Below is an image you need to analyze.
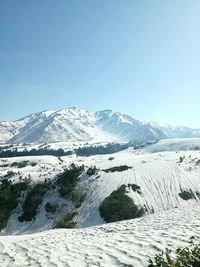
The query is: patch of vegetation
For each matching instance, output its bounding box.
[179,189,196,200]
[127,183,142,194]
[0,148,72,158]
[196,191,200,199]
[57,164,84,198]
[11,160,29,168]
[55,212,77,229]
[0,163,9,167]
[148,237,200,267]
[99,185,144,223]
[86,166,98,176]
[74,143,132,156]
[103,165,132,173]
[0,179,29,230]
[18,182,49,222]
[4,170,17,178]
[0,144,14,151]
[179,156,185,163]
[71,184,86,208]
[192,145,200,151]
[45,202,57,213]
[196,159,200,165]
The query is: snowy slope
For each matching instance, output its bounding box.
[1,148,200,233]
[8,108,116,144]
[0,204,200,267]
[74,150,200,227]
[1,107,200,144]
[96,110,168,142]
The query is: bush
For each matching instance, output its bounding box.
[103,165,132,173]
[11,160,29,168]
[0,179,29,230]
[127,183,142,194]
[45,202,57,213]
[148,237,200,267]
[86,166,98,176]
[4,171,16,178]
[30,162,37,167]
[57,164,84,198]
[55,220,76,229]
[99,185,144,223]
[71,184,86,208]
[179,156,185,163]
[196,191,200,199]
[55,212,77,229]
[18,182,49,222]
[179,189,195,200]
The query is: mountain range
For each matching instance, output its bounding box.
[0,107,200,144]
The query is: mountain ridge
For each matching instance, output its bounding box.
[0,107,200,144]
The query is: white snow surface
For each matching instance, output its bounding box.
[142,138,200,153]
[0,205,200,267]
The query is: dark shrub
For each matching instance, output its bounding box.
[127,184,142,194]
[0,179,29,230]
[11,160,29,168]
[4,171,16,178]
[99,185,144,223]
[55,220,76,229]
[71,184,86,208]
[18,182,49,222]
[86,166,98,176]
[179,189,195,200]
[103,165,132,173]
[45,202,57,213]
[55,212,77,229]
[57,164,84,198]
[179,156,185,163]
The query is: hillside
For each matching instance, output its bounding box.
[0,143,200,234]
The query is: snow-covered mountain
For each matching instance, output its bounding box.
[0,107,200,144]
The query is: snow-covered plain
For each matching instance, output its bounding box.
[142,138,200,153]
[0,205,200,267]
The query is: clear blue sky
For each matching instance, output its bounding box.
[0,0,200,128]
